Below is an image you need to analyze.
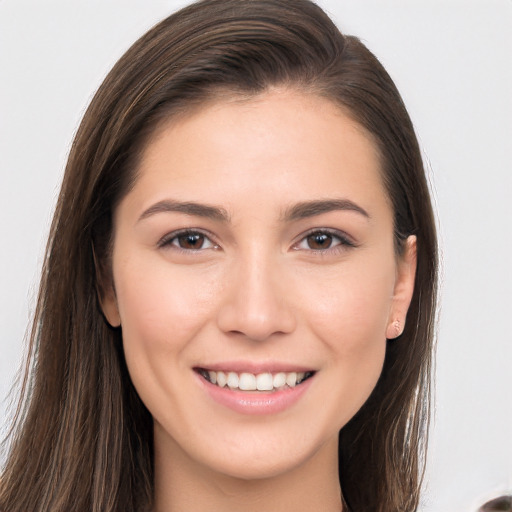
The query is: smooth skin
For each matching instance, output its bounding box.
[102,88,417,512]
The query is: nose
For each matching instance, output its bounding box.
[216,254,297,342]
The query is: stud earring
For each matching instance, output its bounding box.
[388,319,403,339]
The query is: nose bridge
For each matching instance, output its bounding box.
[217,244,296,341]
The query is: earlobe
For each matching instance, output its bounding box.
[386,235,417,340]
[99,288,121,328]
[387,318,403,339]
[92,243,121,328]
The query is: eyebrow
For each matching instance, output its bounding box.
[138,197,369,224]
[281,198,370,222]
[138,199,230,223]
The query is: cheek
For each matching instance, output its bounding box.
[300,266,393,426]
[111,253,227,426]
[113,254,223,358]
[302,258,394,371]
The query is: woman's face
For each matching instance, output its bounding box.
[103,88,416,481]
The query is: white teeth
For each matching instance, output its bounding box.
[272,372,286,389]
[286,372,297,387]
[227,372,239,389]
[239,373,257,391]
[202,369,311,391]
[216,371,227,387]
[256,373,273,391]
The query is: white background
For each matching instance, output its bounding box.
[1,1,511,511]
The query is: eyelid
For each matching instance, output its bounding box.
[156,227,356,253]
[157,228,220,251]
[292,228,357,252]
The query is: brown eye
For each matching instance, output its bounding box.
[294,229,355,253]
[176,233,206,249]
[306,232,334,250]
[161,231,216,251]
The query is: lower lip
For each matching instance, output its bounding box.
[196,373,314,415]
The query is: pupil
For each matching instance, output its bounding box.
[308,233,332,250]
[180,233,204,249]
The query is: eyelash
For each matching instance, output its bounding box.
[157,228,356,254]
[292,228,356,255]
[157,229,219,253]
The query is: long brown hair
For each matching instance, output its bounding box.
[0,1,438,511]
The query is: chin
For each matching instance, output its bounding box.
[203,446,320,482]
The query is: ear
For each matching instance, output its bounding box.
[99,285,121,328]
[386,235,417,339]
[92,243,121,328]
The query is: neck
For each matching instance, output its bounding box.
[153,433,343,512]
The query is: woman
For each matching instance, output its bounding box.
[0,0,438,511]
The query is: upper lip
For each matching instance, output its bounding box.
[194,361,315,374]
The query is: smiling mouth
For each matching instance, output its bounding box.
[195,369,315,392]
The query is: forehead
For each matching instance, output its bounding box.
[122,88,390,222]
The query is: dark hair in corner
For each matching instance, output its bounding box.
[0,1,438,511]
